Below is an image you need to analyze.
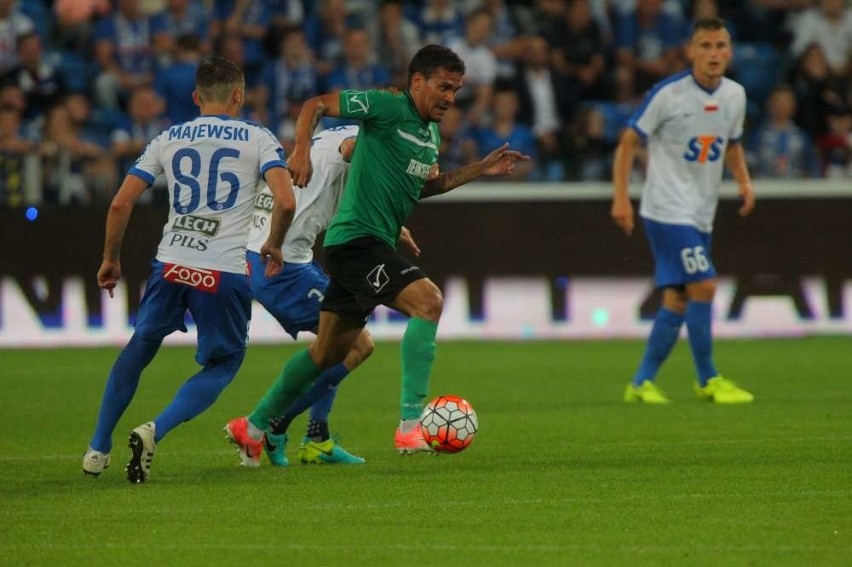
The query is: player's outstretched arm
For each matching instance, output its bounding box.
[261,166,297,277]
[724,142,755,217]
[98,174,149,298]
[611,128,640,236]
[289,93,341,188]
[420,143,530,199]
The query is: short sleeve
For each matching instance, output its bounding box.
[629,87,668,141]
[257,127,286,176]
[128,132,165,184]
[337,89,401,123]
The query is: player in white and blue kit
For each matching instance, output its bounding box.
[233,126,371,466]
[83,56,296,482]
[227,125,423,466]
[612,18,756,404]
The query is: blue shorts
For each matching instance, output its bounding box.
[134,260,252,365]
[642,218,716,287]
[247,251,328,339]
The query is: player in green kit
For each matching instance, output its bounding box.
[225,44,528,457]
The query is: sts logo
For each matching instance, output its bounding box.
[684,135,724,163]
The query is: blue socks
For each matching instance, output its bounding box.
[633,308,684,386]
[268,363,349,436]
[153,351,244,441]
[90,336,247,450]
[308,364,347,422]
[633,302,719,387]
[685,301,718,386]
[89,334,161,453]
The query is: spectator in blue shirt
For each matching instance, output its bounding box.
[151,0,212,65]
[748,84,819,179]
[437,105,478,173]
[153,33,201,125]
[215,33,265,123]
[259,27,319,139]
[410,0,464,46]
[110,86,169,203]
[475,85,537,181]
[614,0,684,95]
[371,0,421,88]
[93,0,154,109]
[303,0,349,80]
[325,28,390,92]
[211,0,268,83]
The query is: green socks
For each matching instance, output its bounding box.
[249,349,321,430]
[400,317,438,420]
[248,318,438,429]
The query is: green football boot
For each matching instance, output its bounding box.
[298,436,366,465]
[695,376,754,404]
[624,380,671,404]
[263,432,289,467]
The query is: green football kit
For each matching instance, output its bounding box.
[324,89,440,249]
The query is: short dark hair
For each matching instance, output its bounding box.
[692,17,726,35]
[195,55,244,103]
[407,44,465,85]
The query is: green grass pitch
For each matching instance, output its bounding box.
[1,338,850,566]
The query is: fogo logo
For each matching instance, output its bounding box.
[172,214,221,237]
[163,263,221,293]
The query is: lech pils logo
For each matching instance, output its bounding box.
[346,92,369,115]
[253,192,273,212]
[366,263,389,293]
[172,214,221,237]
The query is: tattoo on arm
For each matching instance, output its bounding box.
[421,162,485,199]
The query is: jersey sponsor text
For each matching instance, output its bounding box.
[163,263,221,293]
[172,214,221,237]
[684,135,725,163]
[406,159,433,180]
[253,192,274,212]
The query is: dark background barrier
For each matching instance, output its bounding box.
[2,195,851,327]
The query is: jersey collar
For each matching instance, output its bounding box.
[690,72,722,95]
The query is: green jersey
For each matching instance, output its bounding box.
[323,89,440,249]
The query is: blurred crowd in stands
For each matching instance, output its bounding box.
[3,0,852,206]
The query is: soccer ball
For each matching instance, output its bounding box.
[419,395,478,453]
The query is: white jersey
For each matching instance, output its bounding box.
[130,115,286,273]
[248,125,358,263]
[630,70,746,232]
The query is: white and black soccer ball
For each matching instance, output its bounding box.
[419,394,478,453]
